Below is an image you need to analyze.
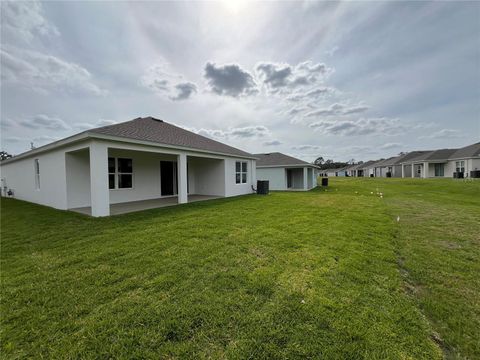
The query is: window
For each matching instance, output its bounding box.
[235,161,247,184]
[108,157,133,189]
[34,159,40,189]
[434,163,444,177]
[455,161,465,173]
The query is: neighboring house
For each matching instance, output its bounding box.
[360,160,383,177]
[322,168,338,177]
[335,167,348,177]
[254,152,319,191]
[373,156,405,177]
[400,143,480,178]
[0,117,257,216]
[355,160,376,177]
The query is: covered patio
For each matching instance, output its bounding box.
[71,195,219,216]
[65,142,227,216]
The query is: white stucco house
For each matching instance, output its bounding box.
[0,117,257,216]
[254,152,319,191]
[400,143,480,178]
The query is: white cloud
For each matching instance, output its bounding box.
[419,129,462,139]
[74,119,117,130]
[1,1,59,44]
[291,144,323,151]
[141,63,197,101]
[19,114,70,131]
[1,118,15,129]
[309,117,403,136]
[379,142,402,150]
[1,47,105,95]
[263,140,282,146]
[191,125,270,139]
[305,103,369,117]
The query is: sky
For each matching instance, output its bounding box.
[1,1,479,162]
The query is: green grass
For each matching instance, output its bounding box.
[1,178,478,359]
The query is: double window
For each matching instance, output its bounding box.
[455,161,465,173]
[108,157,133,189]
[34,159,40,189]
[235,161,247,184]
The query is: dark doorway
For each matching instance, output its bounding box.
[160,161,178,196]
[286,169,292,188]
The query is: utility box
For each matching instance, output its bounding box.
[321,178,328,187]
[257,180,269,195]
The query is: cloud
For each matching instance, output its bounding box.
[19,114,70,131]
[309,117,403,136]
[379,142,402,150]
[170,82,197,101]
[325,46,339,57]
[1,47,105,95]
[33,135,59,144]
[286,87,335,102]
[419,129,462,139]
[291,144,322,151]
[74,119,117,130]
[263,140,282,146]
[141,63,197,101]
[4,136,23,143]
[255,61,332,93]
[1,1,59,44]
[193,125,269,139]
[305,103,369,117]
[1,118,15,129]
[204,62,257,97]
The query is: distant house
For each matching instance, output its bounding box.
[0,117,257,216]
[400,143,480,178]
[254,152,319,190]
[335,167,348,177]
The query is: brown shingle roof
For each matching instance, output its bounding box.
[90,117,253,158]
[253,152,313,167]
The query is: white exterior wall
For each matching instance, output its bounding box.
[188,157,225,196]
[66,149,91,208]
[0,141,90,210]
[256,167,286,190]
[224,158,256,197]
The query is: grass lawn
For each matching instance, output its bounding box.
[1,178,478,359]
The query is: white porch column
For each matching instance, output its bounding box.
[423,162,428,178]
[177,153,188,204]
[89,142,110,217]
[303,167,308,190]
[401,164,405,178]
[411,164,415,178]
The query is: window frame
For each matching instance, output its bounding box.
[108,157,134,190]
[235,161,248,184]
[34,159,40,190]
[455,161,465,173]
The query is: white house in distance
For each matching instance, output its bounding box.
[254,152,319,191]
[0,117,257,216]
[400,143,480,178]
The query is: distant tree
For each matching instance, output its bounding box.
[348,158,355,164]
[314,156,325,166]
[0,151,13,161]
